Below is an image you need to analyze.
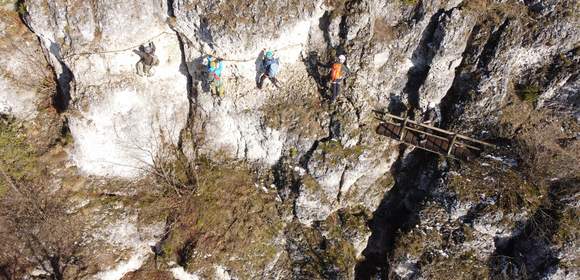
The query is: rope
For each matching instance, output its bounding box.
[61,30,305,63]
[63,31,174,59]
[211,43,305,62]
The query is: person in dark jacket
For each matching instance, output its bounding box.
[419,102,440,144]
[422,102,439,126]
[135,42,159,77]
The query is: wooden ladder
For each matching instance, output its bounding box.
[373,111,496,161]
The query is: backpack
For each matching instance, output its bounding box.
[208,60,222,79]
[267,59,280,77]
[331,63,343,81]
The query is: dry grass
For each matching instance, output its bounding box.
[157,161,284,278]
[261,93,327,138]
[460,0,533,25]
[400,0,418,6]
[285,218,359,279]
[419,250,489,280]
[448,157,545,215]
[514,113,579,181]
[372,17,396,43]
[0,118,88,280]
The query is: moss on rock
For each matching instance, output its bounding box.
[0,118,41,194]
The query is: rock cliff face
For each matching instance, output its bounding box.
[0,0,578,279]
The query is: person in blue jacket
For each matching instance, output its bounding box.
[257,50,281,89]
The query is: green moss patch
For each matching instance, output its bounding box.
[0,119,41,194]
[313,141,368,166]
[516,84,541,103]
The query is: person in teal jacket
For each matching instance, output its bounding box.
[207,55,224,98]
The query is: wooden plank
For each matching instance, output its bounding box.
[400,118,408,141]
[375,111,454,136]
[448,134,457,156]
[456,134,496,148]
[404,126,451,142]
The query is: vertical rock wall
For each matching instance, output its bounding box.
[1,0,577,278]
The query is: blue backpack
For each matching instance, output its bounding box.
[266,58,280,77]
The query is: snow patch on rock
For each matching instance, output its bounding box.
[0,78,38,120]
[68,32,188,178]
[170,265,201,280]
[214,265,235,280]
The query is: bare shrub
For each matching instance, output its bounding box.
[149,144,197,196]
[0,118,86,279]
[0,170,88,280]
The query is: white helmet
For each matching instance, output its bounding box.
[428,102,436,109]
[338,54,346,63]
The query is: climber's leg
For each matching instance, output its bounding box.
[330,82,340,102]
[143,64,152,77]
[257,74,267,89]
[136,60,144,76]
[270,77,281,89]
[209,80,216,96]
[217,80,225,97]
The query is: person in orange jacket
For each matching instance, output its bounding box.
[328,54,350,102]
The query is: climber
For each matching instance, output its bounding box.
[135,42,159,77]
[419,102,440,144]
[257,50,281,89]
[328,54,350,102]
[207,55,225,99]
[422,102,440,126]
